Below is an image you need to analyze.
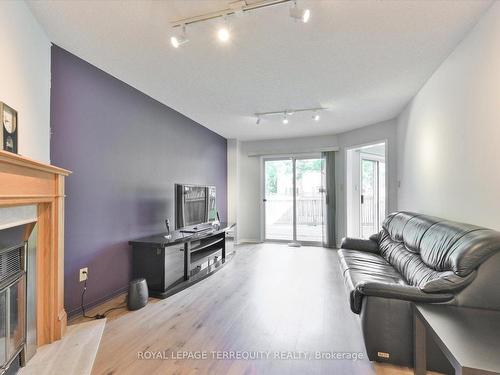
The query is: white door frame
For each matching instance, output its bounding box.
[359,154,385,237]
[260,156,291,243]
[344,140,388,239]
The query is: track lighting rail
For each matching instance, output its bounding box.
[255,107,327,117]
[255,107,328,124]
[170,0,292,28]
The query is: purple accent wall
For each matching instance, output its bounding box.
[50,46,227,316]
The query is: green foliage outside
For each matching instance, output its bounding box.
[266,162,278,194]
[265,159,322,195]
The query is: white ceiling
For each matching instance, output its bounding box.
[27,0,491,141]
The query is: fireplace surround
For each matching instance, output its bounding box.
[0,150,70,373]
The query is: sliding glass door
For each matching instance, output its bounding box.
[295,158,324,243]
[264,159,294,241]
[360,157,386,238]
[264,157,325,245]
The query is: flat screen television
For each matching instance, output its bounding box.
[174,184,216,230]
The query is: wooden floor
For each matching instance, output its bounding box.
[75,242,421,375]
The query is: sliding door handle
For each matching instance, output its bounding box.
[361,195,364,204]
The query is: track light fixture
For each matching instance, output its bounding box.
[282,112,289,124]
[217,28,230,43]
[289,1,310,23]
[218,27,230,42]
[169,0,312,49]
[170,25,189,48]
[254,107,327,125]
[217,15,231,43]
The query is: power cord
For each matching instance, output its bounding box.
[80,271,126,319]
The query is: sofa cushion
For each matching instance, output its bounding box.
[338,248,456,313]
[402,214,441,253]
[382,211,415,243]
[338,249,407,313]
[339,249,405,284]
[382,212,442,253]
[419,221,480,270]
[378,229,476,291]
[419,223,500,276]
[340,237,378,253]
[378,211,500,289]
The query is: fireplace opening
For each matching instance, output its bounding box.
[0,244,26,374]
[0,220,35,375]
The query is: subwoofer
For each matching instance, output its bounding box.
[127,278,148,311]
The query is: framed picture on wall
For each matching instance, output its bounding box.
[0,102,18,154]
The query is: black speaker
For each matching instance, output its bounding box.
[127,278,148,311]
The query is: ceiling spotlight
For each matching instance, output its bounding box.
[302,8,311,23]
[217,16,230,43]
[218,27,230,42]
[290,1,310,23]
[313,113,320,121]
[170,25,189,48]
[282,112,289,124]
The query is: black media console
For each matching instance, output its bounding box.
[129,223,235,298]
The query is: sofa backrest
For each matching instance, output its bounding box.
[379,212,500,288]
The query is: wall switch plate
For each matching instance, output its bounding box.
[79,267,88,282]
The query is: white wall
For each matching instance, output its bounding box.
[232,120,397,244]
[0,1,51,162]
[227,139,240,240]
[243,135,339,156]
[235,141,262,242]
[397,2,500,230]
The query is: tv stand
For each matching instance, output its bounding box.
[179,223,213,234]
[129,223,235,299]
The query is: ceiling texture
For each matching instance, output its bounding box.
[28,0,492,140]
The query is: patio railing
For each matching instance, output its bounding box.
[267,197,323,225]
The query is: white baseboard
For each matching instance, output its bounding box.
[236,239,263,245]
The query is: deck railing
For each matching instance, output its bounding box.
[361,195,375,227]
[267,197,323,225]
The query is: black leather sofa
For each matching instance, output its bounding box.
[339,211,500,370]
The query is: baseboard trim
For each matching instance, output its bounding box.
[236,239,263,244]
[67,285,128,320]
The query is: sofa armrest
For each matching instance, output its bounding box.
[340,237,379,253]
[357,282,454,304]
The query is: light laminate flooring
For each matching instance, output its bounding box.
[74,242,428,375]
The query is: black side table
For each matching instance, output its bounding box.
[414,303,500,375]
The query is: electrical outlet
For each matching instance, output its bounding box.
[79,267,88,282]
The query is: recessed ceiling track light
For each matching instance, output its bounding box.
[218,27,230,42]
[217,16,231,43]
[282,112,289,124]
[254,107,328,125]
[170,25,189,48]
[290,1,310,23]
[169,0,310,49]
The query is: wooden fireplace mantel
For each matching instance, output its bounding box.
[0,150,71,346]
